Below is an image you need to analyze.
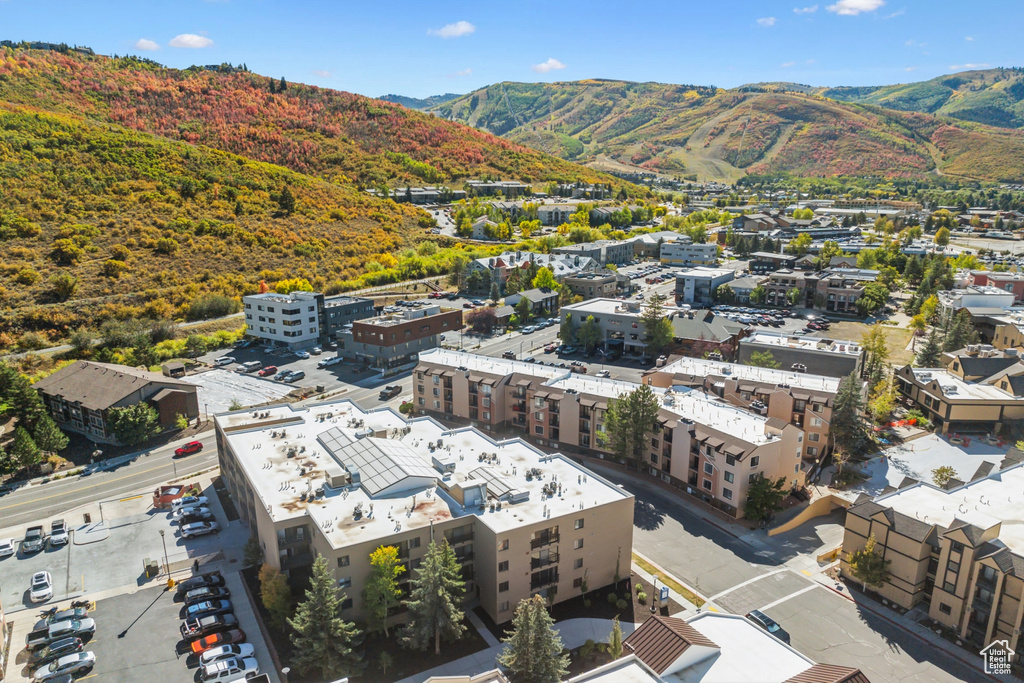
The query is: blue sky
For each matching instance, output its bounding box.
[1,0,1020,98]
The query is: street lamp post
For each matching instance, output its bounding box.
[159,529,170,578]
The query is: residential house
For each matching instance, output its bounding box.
[504,288,559,318]
[466,252,599,292]
[34,361,199,444]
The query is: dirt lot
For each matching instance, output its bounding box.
[810,321,915,366]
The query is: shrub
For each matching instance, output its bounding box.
[155,237,179,255]
[175,413,189,430]
[637,591,647,605]
[607,593,618,604]
[15,268,40,285]
[616,599,627,610]
[110,244,132,261]
[186,294,239,321]
[48,272,78,301]
[19,331,47,350]
[635,584,643,595]
[583,599,592,608]
[579,639,596,658]
[101,259,128,278]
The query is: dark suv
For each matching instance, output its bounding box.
[745,610,790,644]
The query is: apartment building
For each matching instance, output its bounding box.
[969,271,1024,303]
[738,332,864,379]
[537,204,577,226]
[749,252,797,275]
[467,251,599,291]
[215,399,633,626]
[645,357,841,462]
[841,463,1024,664]
[727,275,768,304]
[465,180,531,198]
[504,288,559,318]
[243,291,374,348]
[323,296,376,340]
[763,270,810,308]
[894,357,1024,434]
[810,268,880,314]
[337,305,462,373]
[563,271,621,300]
[553,239,634,266]
[674,267,736,306]
[626,231,689,259]
[659,242,719,267]
[414,350,806,518]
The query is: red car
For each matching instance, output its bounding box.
[258,365,278,377]
[189,628,247,654]
[174,441,204,458]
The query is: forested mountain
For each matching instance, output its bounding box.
[379,92,460,110]
[0,47,632,345]
[427,78,1024,183]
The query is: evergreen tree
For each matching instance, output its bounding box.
[279,76,287,91]
[278,186,296,215]
[32,414,68,454]
[903,255,923,285]
[497,595,570,683]
[640,293,674,355]
[743,474,788,522]
[941,310,979,352]
[365,545,405,636]
[603,384,660,465]
[288,554,362,678]
[402,539,466,655]
[10,427,42,470]
[831,372,864,455]
[916,328,942,367]
[608,616,624,659]
[108,403,159,445]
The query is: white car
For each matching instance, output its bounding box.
[181,521,220,539]
[48,520,69,547]
[30,571,53,603]
[171,496,209,512]
[172,505,212,520]
[295,350,310,359]
[0,538,15,558]
[201,655,259,682]
[200,643,256,666]
[594,370,611,378]
[213,357,236,367]
[33,651,95,681]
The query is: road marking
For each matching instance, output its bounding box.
[119,495,144,502]
[800,570,812,576]
[757,584,818,613]
[707,568,789,601]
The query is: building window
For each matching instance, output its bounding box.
[341,597,353,610]
[338,577,352,589]
[810,417,822,428]
[703,462,713,475]
[726,455,736,466]
[500,601,511,613]
[723,488,732,500]
[535,426,544,435]
[418,398,425,406]
[498,561,509,572]
[499,539,509,551]
[702,479,712,491]
[574,538,583,550]
[574,518,584,530]
[939,603,952,615]
[337,556,350,568]
[574,558,584,570]
[573,577,583,589]
[409,537,421,549]
[499,582,509,593]
[750,456,760,468]
[943,581,956,594]
[724,471,734,483]
[808,432,820,442]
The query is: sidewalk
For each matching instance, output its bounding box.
[394,618,636,683]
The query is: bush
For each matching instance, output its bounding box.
[583,599,592,608]
[15,268,39,285]
[580,639,596,658]
[607,593,618,604]
[635,584,643,595]
[637,591,647,605]
[616,599,627,610]
[155,237,179,255]
[186,294,239,321]
[175,413,189,430]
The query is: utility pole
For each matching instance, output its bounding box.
[159,529,170,579]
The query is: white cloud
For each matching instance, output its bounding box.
[169,33,213,49]
[134,38,159,51]
[884,8,905,18]
[826,0,885,15]
[781,61,797,67]
[905,39,926,48]
[949,63,990,70]
[455,68,473,76]
[965,35,974,41]
[793,5,818,13]
[806,59,816,65]
[531,58,566,74]
[427,21,476,39]
[905,66,918,72]
[311,69,331,78]
[757,16,777,27]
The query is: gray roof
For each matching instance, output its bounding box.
[318,427,436,497]
[33,361,194,411]
[670,311,744,343]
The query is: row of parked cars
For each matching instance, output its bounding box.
[0,519,70,574]
[25,603,97,681]
[175,571,260,681]
[170,495,221,539]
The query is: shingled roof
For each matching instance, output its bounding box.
[622,615,719,675]
[33,360,194,412]
[783,663,871,683]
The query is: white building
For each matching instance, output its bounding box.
[674,268,736,306]
[243,291,322,349]
[660,242,719,267]
[939,286,1016,317]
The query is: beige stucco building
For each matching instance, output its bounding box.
[414,350,807,519]
[215,399,633,626]
[841,462,1024,665]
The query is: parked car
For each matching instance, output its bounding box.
[295,350,310,359]
[26,619,96,651]
[544,343,558,353]
[310,347,322,355]
[201,655,259,682]
[501,351,516,360]
[185,600,233,620]
[177,510,216,526]
[0,538,14,558]
[48,520,68,547]
[189,628,246,654]
[181,521,220,539]
[180,614,238,639]
[34,608,90,630]
[172,505,212,520]
[257,365,278,377]
[27,637,83,668]
[745,609,791,644]
[184,587,231,606]
[176,572,225,594]
[239,361,262,373]
[174,441,204,458]
[31,652,95,681]
[199,643,256,666]
[30,571,53,603]
[22,526,46,554]
[213,357,235,367]
[379,385,402,400]
[285,371,305,383]
[171,496,209,511]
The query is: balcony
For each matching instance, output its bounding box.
[444,391,453,401]
[549,416,560,428]
[276,532,310,550]
[549,403,560,415]
[280,551,314,570]
[444,529,474,545]
[454,550,474,564]
[531,569,559,590]
[531,552,559,570]
[530,533,559,550]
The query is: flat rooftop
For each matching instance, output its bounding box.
[675,267,735,279]
[562,298,684,317]
[658,357,840,394]
[744,332,862,356]
[872,462,1024,555]
[667,613,814,683]
[908,368,1024,402]
[419,349,566,380]
[215,400,630,547]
